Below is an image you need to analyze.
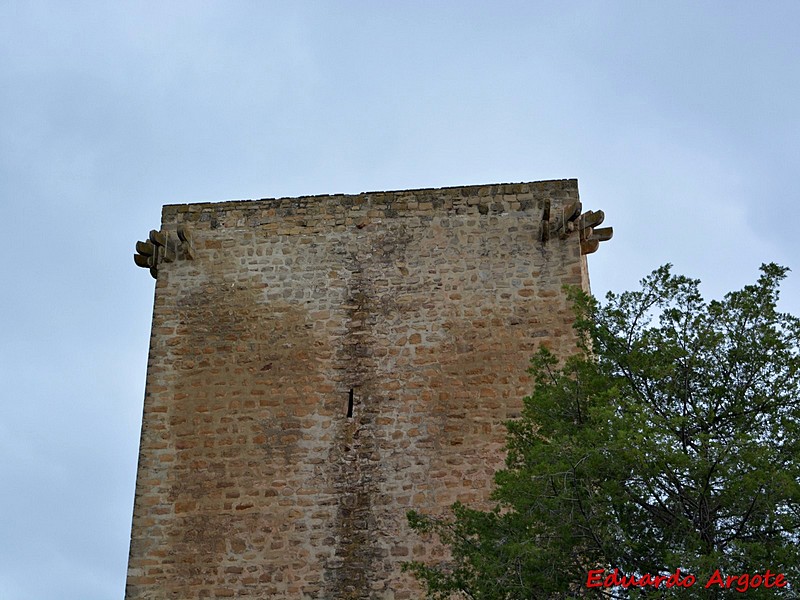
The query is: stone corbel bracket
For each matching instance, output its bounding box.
[133,225,194,279]
[541,199,613,255]
[576,210,613,255]
[176,225,195,260]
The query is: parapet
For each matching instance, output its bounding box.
[133,179,611,278]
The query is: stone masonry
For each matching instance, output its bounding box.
[126,179,611,599]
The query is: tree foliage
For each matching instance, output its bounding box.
[405,264,800,598]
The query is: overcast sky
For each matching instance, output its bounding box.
[1,2,799,598]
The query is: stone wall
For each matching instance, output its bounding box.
[126,179,597,599]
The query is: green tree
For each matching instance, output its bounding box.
[406,264,800,598]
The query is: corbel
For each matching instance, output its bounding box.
[577,210,613,255]
[541,199,551,243]
[177,225,195,260]
[133,226,193,279]
[540,202,614,255]
[554,200,582,239]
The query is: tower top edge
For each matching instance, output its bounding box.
[161,179,579,213]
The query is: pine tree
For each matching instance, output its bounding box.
[406,264,800,598]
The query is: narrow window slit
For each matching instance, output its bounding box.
[347,389,354,418]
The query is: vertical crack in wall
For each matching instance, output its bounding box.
[323,225,409,599]
[324,252,382,599]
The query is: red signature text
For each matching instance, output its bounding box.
[586,568,787,592]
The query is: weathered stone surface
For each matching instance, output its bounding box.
[581,238,601,255]
[136,240,156,256]
[592,226,614,242]
[133,253,150,268]
[149,228,167,247]
[580,209,604,229]
[126,179,595,599]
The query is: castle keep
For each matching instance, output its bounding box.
[126,179,611,599]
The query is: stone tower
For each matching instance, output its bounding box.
[126,179,611,599]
